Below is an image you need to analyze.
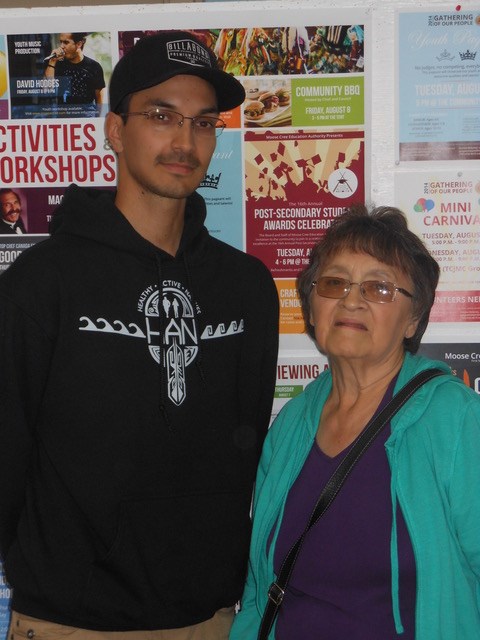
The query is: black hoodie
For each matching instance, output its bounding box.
[0,184,279,631]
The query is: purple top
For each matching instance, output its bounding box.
[273,378,416,639]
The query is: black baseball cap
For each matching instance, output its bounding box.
[109,30,246,113]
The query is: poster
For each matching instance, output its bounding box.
[7,32,111,119]
[0,235,46,273]
[397,9,480,161]
[197,132,244,249]
[396,170,480,321]
[273,351,328,418]
[245,128,364,278]
[0,563,10,640]
[275,279,305,335]
[418,342,480,394]
[0,36,7,120]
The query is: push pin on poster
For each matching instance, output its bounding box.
[456,5,461,10]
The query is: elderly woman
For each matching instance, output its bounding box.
[230,205,480,640]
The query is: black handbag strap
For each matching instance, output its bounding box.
[257,367,444,640]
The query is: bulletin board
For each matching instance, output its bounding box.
[0,1,479,632]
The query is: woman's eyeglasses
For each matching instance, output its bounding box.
[312,276,413,304]
[118,108,226,138]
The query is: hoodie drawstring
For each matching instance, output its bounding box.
[182,253,207,386]
[155,255,172,431]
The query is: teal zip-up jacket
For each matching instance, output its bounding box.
[230,353,480,640]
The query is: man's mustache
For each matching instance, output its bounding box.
[155,153,200,169]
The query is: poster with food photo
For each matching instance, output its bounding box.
[242,78,292,127]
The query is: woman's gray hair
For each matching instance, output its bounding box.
[296,204,440,353]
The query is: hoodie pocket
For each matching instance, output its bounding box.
[80,491,251,627]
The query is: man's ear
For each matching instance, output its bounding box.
[104,112,124,154]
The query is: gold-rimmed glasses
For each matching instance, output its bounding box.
[312,277,413,303]
[118,107,226,138]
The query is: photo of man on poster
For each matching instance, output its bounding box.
[43,32,106,116]
[7,31,111,119]
[0,188,27,235]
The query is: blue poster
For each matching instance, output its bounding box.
[397,10,480,161]
[0,562,10,640]
[198,130,244,250]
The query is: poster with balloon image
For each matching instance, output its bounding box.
[396,170,480,322]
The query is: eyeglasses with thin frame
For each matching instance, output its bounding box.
[312,276,413,304]
[118,107,226,138]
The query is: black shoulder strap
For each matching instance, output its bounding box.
[257,367,445,640]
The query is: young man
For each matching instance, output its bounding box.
[0,31,279,640]
[44,32,105,115]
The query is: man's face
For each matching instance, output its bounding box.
[0,192,22,223]
[59,34,82,61]
[107,74,218,202]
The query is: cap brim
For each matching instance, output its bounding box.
[111,66,245,114]
[185,68,246,112]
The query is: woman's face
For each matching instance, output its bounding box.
[310,250,418,367]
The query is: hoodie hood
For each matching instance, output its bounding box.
[49,184,210,263]
[390,352,452,439]
[385,352,452,634]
